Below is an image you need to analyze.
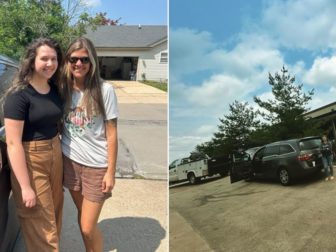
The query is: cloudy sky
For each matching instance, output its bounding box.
[73,0,167,25]
[169,0,336,162]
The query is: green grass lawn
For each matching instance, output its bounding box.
[140,80,167,92]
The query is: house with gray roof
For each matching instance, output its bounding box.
[85,25,167,82]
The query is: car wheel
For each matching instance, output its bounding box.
[219,172,227,177]
[188,173,197,185]
[244,172,254,182]
[278,167,291,186]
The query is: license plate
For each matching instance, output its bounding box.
[312,161,315,167]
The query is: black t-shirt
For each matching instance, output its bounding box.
[4,83,63,141]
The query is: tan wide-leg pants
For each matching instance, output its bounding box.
[10,134,63,252]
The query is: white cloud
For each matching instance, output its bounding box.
[208,33,285,80]
[170,29,286,112]
[303,56,336,85]
[261,0,336,49]
[170,28,215,78]
[169,135,211,162]
[195,125,217,137]
[187,74,253,107]
[308,86,336,110]
[82,0,101,7]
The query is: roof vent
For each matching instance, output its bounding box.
[138,24,142,29]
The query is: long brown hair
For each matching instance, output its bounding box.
[0,38,62,120]
[7,37,62,93]
[61,37,106,118]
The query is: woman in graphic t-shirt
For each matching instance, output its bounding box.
[60,37,118,251]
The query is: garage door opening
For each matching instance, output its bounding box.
[99,57,138,80]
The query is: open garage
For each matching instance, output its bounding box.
[99,56,138,80]
[85,25,167,82]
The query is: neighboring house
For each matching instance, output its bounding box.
[303,101,336,139]
[85,25,167,82]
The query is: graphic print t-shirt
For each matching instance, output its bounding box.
[61,82,118,167]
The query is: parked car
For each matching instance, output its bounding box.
[230,137,323,186]
[244,146,262,159]
[0,55,22,251]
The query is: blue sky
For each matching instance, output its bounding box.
[77,0,167,25]
[169,0,336,162]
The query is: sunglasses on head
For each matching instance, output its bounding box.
[69,57,90,64]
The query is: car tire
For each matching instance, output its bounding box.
[278,167,291,186]
[188,173,197,185]
[219,172,227,177]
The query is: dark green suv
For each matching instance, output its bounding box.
[231,137,323,186]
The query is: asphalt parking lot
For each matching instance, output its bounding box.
[170,171,336,252]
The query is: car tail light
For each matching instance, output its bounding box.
[297,153,313,161]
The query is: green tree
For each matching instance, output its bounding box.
[196,100,260,157]
[195,141,217,157]
[94,12,122,25]
[254,66,315,140]
[0,0,117,59]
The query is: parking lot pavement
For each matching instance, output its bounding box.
[170,173,336,251]
[170,210,213,252]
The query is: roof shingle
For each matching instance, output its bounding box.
[84,25,167,48]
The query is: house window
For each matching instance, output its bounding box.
[160,52,168,63]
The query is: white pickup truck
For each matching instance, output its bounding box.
[169,153,230,185]
[169,157,209,184]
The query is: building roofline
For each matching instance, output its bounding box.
[303,101,336,116]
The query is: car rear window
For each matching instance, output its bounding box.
[299,138,321,150]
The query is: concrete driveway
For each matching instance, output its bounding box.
[112,81,167,180]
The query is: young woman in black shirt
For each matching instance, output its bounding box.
[3,38,64,252]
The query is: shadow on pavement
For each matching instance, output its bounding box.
[169,175,227,189]
[99,217,166,252]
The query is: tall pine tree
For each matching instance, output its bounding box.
[254,66,314,140]
[196,100,260,157]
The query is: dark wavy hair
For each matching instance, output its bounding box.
[60,37,106,118]
[9,37,63,92]
[1,38,63,120]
